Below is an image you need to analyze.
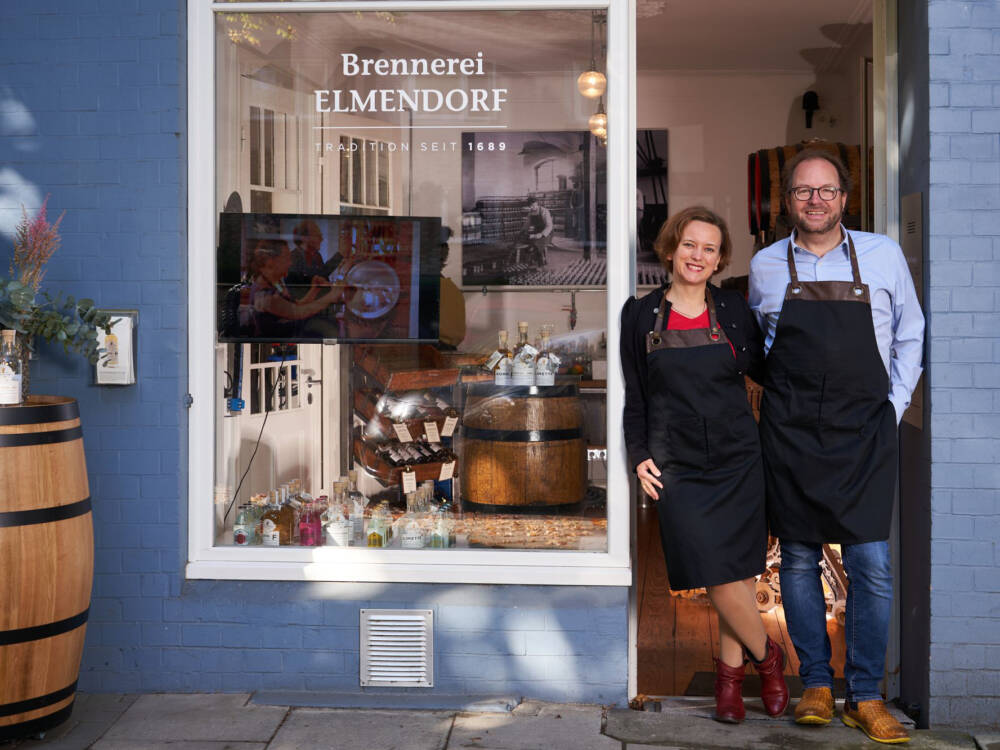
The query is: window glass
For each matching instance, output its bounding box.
[215,9,610,554]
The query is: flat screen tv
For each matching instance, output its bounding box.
[217,213,441,343]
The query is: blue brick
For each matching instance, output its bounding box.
[122,549,161,573]
[96,574,142,598]
[140,573,170,597]
[181,624,223,647]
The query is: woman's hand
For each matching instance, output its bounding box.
[636,458,662,501]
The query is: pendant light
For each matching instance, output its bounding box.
[577,11,606,99]
[588,97,607,140]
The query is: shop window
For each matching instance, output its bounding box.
[195,3,629,582]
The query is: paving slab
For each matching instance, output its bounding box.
[100,694,287,743]
[93,743,266,750]
[449,706,619,750]
[975,733,1000,750]
[266,708,453,750]
[251,691,517,712]
[8,694,138,750]
[605,705,977,750]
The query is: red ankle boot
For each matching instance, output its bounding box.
[749,636,789,717]
[713,657,746,724]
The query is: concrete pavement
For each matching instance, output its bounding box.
[1,693,991,750]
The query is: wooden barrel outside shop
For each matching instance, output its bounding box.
[748,141,863,237]
[0,396,93,741]
[461,384,586,507]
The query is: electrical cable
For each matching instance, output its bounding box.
[223,350,287,522]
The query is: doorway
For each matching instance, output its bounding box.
[631,0,882,699]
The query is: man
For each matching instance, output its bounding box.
[749,149,923,744]
[287,219,344,291]
[523,198,553,266]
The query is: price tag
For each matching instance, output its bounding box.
[392,422,413,443]
[424,420,441,443]
[402,469,417,494]
[438,461,455,481]
[441,415,458,438]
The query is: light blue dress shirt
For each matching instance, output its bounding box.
[748,227,925,424]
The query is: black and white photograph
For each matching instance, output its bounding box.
[461,130,606,288]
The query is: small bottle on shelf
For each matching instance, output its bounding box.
[347,470,367,546]
[0,329,23,406]
[233,504,254,546]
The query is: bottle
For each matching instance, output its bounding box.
[260,500,284,546]
[0,330,23,406]
[494,330,513,386]
[511,321,538,386]
[486,330,512,385]
[347,470,367,546]
[299,501,323,546]
[534,324,559,387]
[399,491,425,549]
[233,504,254,546]
[323,481,351,546]
[366,503,388,548]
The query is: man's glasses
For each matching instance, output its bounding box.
[788,186,843,201]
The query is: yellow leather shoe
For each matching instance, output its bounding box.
[794,686,834,725]
[841,700,911,744]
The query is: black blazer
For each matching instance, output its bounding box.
[619,283,764,472]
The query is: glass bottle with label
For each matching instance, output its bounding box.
[399,491,426,549]
[260,499,285,546]
[323,481,351,547]
[233,504,254,546]
[487,330,513,385]
[511,321,538,386]
[299,501,323,546]
[0,329,23,406]
[366,503,389,548]
[534,324,559,387]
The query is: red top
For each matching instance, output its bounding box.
[667,309,736,357]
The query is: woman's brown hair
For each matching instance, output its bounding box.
[653,206,732,275]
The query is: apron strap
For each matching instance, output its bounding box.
[652,288,670,335]
[706,288,722,340]
[785,230,864,295]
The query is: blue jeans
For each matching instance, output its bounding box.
[779,540,892,703]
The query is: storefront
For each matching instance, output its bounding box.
[3,0,999,730]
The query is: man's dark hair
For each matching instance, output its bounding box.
[781,148,852,196]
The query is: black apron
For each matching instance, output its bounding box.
[759,236,897,544]
[646,288,767,591]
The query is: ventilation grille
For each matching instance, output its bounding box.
[359,609,434,687]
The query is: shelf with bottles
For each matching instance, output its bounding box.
[353,437,458,484]
[354,387,460,444]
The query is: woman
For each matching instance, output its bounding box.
[621,206,788,723]
[247,238,343,338]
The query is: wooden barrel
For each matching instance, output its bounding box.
[747,141,863,237]
[460,384,586,507]
[0,397,92,741]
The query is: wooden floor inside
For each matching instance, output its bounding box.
[637,503,846,696]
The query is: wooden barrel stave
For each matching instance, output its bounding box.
[0,397,92,740]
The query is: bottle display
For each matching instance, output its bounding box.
[0,329,23,406]
[323,481,351,547]
[347,470,367,546]
[511,321,538,386]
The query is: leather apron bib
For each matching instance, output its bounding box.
[759,236,898,544]
[645,288,766,591]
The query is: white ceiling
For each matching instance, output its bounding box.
[229,0,872,79]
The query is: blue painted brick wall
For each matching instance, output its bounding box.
[0,2,629,706]
[927,0,1000,728]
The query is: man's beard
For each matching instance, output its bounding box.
[791,205,842,236]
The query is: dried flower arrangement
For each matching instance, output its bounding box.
[1,198,113,396]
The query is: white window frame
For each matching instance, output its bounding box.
[187,0,636,585]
